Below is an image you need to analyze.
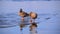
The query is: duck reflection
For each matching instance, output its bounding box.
[20,21,27,31]
[20,23,25,30]
[29,22,37,34]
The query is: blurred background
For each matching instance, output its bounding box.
[0,0,60,1]
[0,0,60,34]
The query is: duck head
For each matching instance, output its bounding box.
[20,8,23,12]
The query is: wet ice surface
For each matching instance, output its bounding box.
[0,13,60,34]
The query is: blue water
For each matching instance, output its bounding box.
[0,1,60,34]
[0,12,59,34]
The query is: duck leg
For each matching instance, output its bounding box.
[30,18,33,23]
[33,19,35,22]
[21,17,24,21]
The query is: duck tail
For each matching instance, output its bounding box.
[26,13,29,16]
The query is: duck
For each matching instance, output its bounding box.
[29,12,37,22]
[18,9,29,21]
